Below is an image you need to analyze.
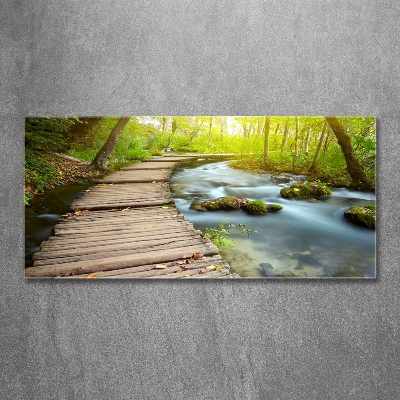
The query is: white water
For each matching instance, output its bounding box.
[170,160,376,278]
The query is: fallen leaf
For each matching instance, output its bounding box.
[193,252,203,260]
[86,273,98,279]
[206,265,216,270]
[216,266,224,271]
[155,264,166,269]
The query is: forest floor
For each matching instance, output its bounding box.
[24,153,103,200]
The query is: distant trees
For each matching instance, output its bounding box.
[25,115,376,194]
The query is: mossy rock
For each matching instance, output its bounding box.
[200,196,249,211]
[244,200,268,214]
[194,196,284,215]
[344,204,375,229]
[244,201,283,214]
[189,201,208,212]
[267,204,283,212]
[280,181,332,199]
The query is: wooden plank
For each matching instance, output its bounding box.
[63,205,177,218]
[53,221,192,235]
[34,236,208,260]
[69,199,174,211]
[98,170,170,184]
[141,157,194,162]
[60,214,184,225]
[43,224,197,241]
[33,244,217,268]
[60,255,225,278]
[26,245,219,277]
[54,214,187,228]
[40,230,202,252]
[121,162,178,170]
[33,241,217,268]
[85,183,170,191]
[44,227,203,246]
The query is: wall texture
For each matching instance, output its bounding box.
[2,1,399,399]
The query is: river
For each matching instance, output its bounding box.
[170,160,376,278]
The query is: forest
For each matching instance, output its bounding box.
[24,116,376,204]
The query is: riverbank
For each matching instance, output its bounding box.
[25,153,103,204]
[228,159,373,190]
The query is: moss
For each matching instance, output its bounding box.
[189,202,208,212]
[244,200,268,214]
[200,196,248,211]
[280,181,332,199]
[267,204,283,212]
[344,204,375,229]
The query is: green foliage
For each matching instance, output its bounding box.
[204,221,235,248]
[204,220,258,248]
[24,118,78,200]
[24,115,376,205]
[25,117,75,153]
[25,151,61,193]
[68,117,151,162]
[24,192,33,205]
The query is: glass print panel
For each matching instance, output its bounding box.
[25,116,376,278]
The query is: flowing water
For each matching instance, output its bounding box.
[170,160,376,278]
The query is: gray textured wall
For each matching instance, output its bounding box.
[2,1,399,399]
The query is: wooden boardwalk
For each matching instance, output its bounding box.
[25,155,239,279]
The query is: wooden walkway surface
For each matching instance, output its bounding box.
[26,155,239,279]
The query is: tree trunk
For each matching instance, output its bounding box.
[208,117,213,146]
[162,117,167,132]
[89,117,130,170]
[294,117,299,157]
[309,121,327,172]
[263,117,270,167]
[171,118,177,133]
[280,119,289,160]
[325,117,373,190]
[323,132,331,155]
[304,127,311,154]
